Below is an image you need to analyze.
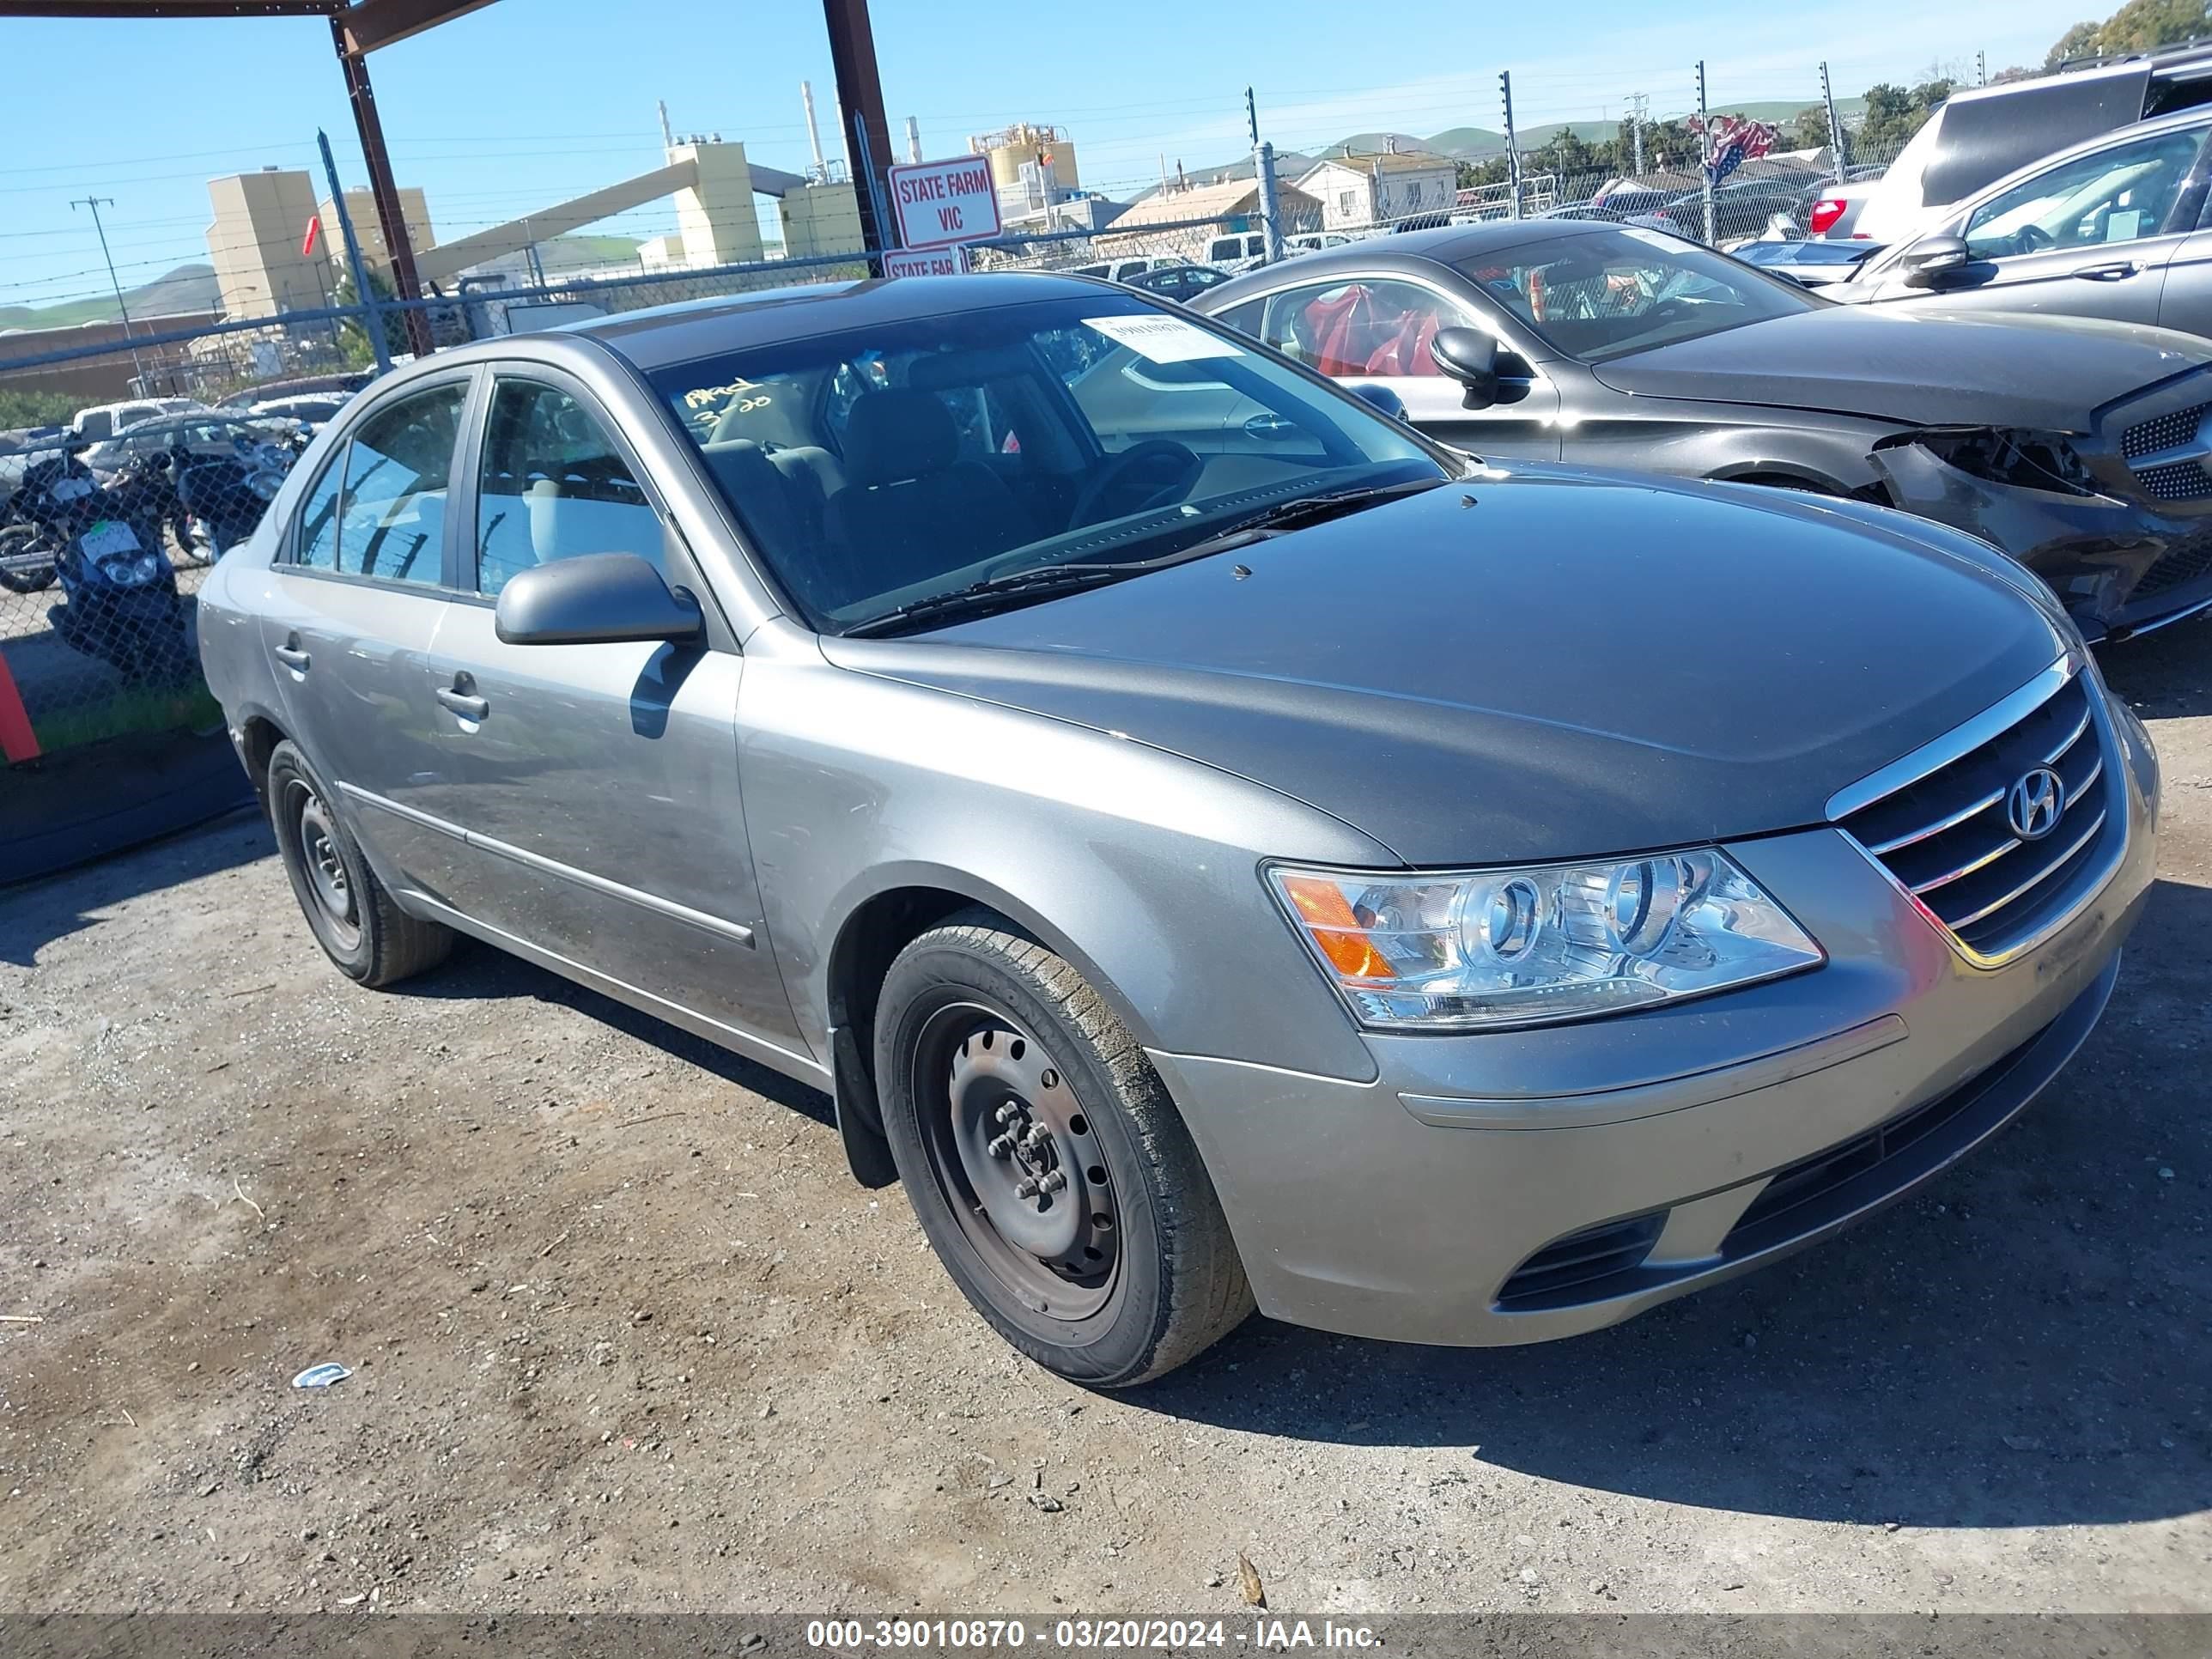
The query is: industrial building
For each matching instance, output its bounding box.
[205,167,431,321]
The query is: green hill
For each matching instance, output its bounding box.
[0,262,218,333]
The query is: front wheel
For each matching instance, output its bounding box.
[875,910,1252,1386]
[0,525,58,593]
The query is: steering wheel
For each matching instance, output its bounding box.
[2010,223,2054,255]
[1066,440,1203,530]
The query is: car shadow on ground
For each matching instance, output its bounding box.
[0,804,264,966]
[389,935,836,1128]
[1140,876,2212,1532]
[2099,613,2212,720]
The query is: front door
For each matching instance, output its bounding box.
[1901,125,2209,328]
[1251,276,1562,458]
[424,371,801,1047]
[257,376,471,900]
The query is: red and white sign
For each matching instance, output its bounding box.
[888,154,1001,251]
[881,243,970,279]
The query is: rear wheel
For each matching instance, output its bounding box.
[875,910,1252,1386]
[266,739,453,987]
[0,525,58,594]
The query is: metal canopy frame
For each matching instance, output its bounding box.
[0,0,895,349]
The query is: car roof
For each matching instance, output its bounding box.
[1195,218,1626,297]
[561,270,1124,369]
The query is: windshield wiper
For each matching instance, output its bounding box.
[841,475,1450,639]
[1170,475,1449,559]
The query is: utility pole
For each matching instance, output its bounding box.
[1628,92,1648,176]
[1697,58,1715,245]
[1500,70,1522,220]
[1978,50,1988,86]
[318,128,390,377]
[71,195,144,388]
[822,0,896,254]
[1248,87,1284,263]
[1820,60,1847,184]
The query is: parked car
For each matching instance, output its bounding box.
[249,393,352,430]
[1120,263,1235,304]
[1194,221,2212,638]
[70,396,205,445]
[1731,238,1887,287]
[1853,41,2212,248]
[82,411,304,479]
[1634,172,1826,245]
[1829,106,2212,342]
[1067,258,1158,285]
[1203,230,1272,271]
[198,271,2158,1384]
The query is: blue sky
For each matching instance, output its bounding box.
[1,0,2101,310]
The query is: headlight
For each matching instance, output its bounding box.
[1905,428,2098,498]
[1267,850,1822,1031]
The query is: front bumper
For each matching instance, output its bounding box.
[1149,684,2160,1349]
[1870,443,2212,637]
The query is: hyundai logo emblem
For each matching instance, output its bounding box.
[2007,767,2065,842]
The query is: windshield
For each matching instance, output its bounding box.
[649,294,1447,632]
[1452,227,1820,363]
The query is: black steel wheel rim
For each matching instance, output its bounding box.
[913,1000,1122,1322]
[287,778,360,949]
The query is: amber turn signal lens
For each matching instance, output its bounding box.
[1280,875,1395,981]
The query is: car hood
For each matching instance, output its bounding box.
[821,469,2066,866]
[1588,305,2212,431]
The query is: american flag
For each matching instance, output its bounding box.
[1690,113,1779,184]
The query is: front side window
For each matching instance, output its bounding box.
[649,295,1445,632]
[1261,278,1473,376]
[332,383,463,586]
[476,380,661,598]
[1451,227,1820,363]
[1964,130,2203,258]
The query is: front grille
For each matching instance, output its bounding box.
[1836,672,2115,960]
[1492,1212,1662,1311]
[2134,529,2212,600]
[2130,458,2212,501]
[1721,1020,2046,1250]
[2121,399,2212,460]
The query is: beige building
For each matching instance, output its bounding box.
[1093,176,1322,263]
[777,180,862,258]
[206,167,436,320]
[1296,149,1459,231]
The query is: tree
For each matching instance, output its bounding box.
[1790,104,1833,154]
[1857,79,1956,157]
[330,264,395,370]
[2045,0,2210,67]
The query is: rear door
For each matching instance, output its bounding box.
[422,368,800,1045]
[1249,273,1561,457]
[256,374,474,897]
[1910,125,2210,326]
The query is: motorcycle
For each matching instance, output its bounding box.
[47,511,193,686]
[178,425,305,559]
[0,439,100,595]
[100,444,198,564]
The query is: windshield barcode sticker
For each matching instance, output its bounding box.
[1083,315,1246,364]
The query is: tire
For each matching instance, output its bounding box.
[874,909,1252,1387]
[265,739,453,988]
[0,526,58,594]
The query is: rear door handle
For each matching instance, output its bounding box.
[272,637,309,672]
[2072,261,2139,281]
[434,676,489,721]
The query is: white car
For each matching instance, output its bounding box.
[70,396,206,444]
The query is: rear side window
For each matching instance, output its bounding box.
[332,384,463,586]
[475,380,661,598]
[295,452,343,571]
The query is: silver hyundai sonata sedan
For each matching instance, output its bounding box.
[197,272,2160,1386]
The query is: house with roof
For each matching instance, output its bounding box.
[1296,148,1459,231]
[1091,175,1323,263]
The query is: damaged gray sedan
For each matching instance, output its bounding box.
[1194,221,2212,639]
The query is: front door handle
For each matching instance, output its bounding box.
[2072,261,2139,281]
[434,675,489,721]
[272,635,309,672]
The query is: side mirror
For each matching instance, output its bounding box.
[1344,383,1408,422]
[1431,327,1501,410]
[1902,232,1972,288]
[494,551,704,647]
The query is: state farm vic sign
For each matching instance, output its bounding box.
[888,155,1003,251]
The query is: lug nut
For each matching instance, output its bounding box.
[1023,1125,1052,1153]
[995,1103,1024,1127]
[1041,1169,1067,1194]
[987,1133,1015,1159]
[1014,1176,1041,1200]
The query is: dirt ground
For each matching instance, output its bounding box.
[2,621,2209,1618]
